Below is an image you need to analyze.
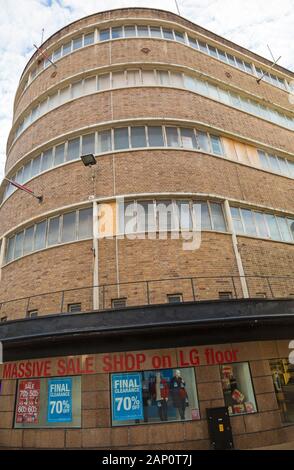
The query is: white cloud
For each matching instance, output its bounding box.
[0,0,293,182]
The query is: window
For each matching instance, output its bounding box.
[137,200,156,233]
[188,36,198,49]
[258,150,269,170]
[84,76,97,94]
[137,25,149,37]
[142,70,156,85]
[150,26,162,38]
[227,54,236,67]
[166,127,179,147]
[208,45,218,58]
[67,138,80,161]
[99,29,110,41]
[210,135,223,155]
[210,203,226,231]
[68,303,82,313]
[266,214,281,240]
[270,359,294,423]
[198,41,208,53]
[59,86,70,104]
[174,31,185,43]
[176,201,192,230]
[27,310,38,318]
[219,292,232,300]
[180,128,197,149]
[61,212,76,243]
[162,28,174,40]
[124,25,136,37]
[148,127,164,146]
[78,207,93,239]
[84,32,94,46]
[220,362,257,416]
[41,149,53,173]
[14,231,24,259]
[131,127,146,148]
[231,207,244,234]
[98,130,112,152]
[34,221,47,251]
[23,161,32,182]
[72,80,83,99]
[114,128,129,150]
[158,70,170,86]
[62,41,72,55]
[112,27,123,39]
[31,156,41,178]
[167,294,183,303]
[197,131,210,153]
[23,226,34,255]
[276,216,292,242]
[98,73,110,90]
[199,202,212,230]
[82,134,95,155]
[112,298,127,309]
[47,217,60,246]
[54,143,65,166]
[112,71,126,88]
[156,200,174,231]
[254,212,269,238]
[241,209,257,236]
[111,367,199,426]
[127,69,141,86]
[72,36,83,50]
[14,376,81,428]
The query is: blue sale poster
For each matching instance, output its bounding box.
[112,373,144,421]
[47,378,72,423]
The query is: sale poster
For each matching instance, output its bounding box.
[47,377,72,423]
[111,372,144,421]
[15,379,40,424]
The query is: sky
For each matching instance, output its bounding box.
[0,0,294,181]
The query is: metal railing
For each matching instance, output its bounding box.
[0,275,294,320]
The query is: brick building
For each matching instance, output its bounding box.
[0,7,294,449]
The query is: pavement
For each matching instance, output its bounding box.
[254,441,294,450]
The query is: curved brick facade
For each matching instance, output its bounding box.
[0,8,294,451]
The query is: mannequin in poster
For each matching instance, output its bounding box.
[151,371,170,421]
[170,369,189,420]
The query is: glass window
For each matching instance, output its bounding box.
[156,200,174,231]
[142,70,156,85]
[276,216,292,242]
[258,150,269,170]
[6,236,15,263]
[61,212,76,243]
[62,41,72,55]
[111,367,199,426]
[124,25,136,37]
[277,157,288,176]
[162,28,174,40]
[188,36,198,49]
[150,26,162,38]
[48,216,60,246]
[235,58,245,71]
[54,143,65,166]
[217,49,227,62]
[14,231,24,259]
[174,31,185,43]
[166,127,179,147]
[180,128,196,149]
[197,131,210,153]
[266,214,282,240]
[176,201,192,230]
[148,126,164,146]
[208,45,218,58]
[198,41,208,53]
[98,73,110,90]
[227,54,236,67]
[112,27,123,39]
[231,207,244,234]
[199,202,212,230]
[73,36,82,50]
[72,80,83,99]
[122,201,137,234]
[270,359,294,423]
[170,72,184,88]
[99,29,110,41]
[98,130,112,153]
[158,70,170,86]
[241,209,257,236]
[78,208,93,239]
[23,161,32,182]
[254,212,269,238]
[53,48,62,61]
[244,62,253,74]
[137,26,149,37]
[16,168,24,184]
[34,220,47,251]
[41,149,53,173]
[82,134,95,155]
[137,200,156,233]
[23,226,34,255]
[230,92,241,108]
[48,92,59,110]
[210,135,223,155]
[131,127,146,148]
[84,76,97,94]
[59,86,70,104]
[31,155,41,178]
[114,128,129,150]
[127,70,141,86]
[287,219,294,240]
[220,363,257,416]
[84,32,94,46]
[184,75,196,91]
[288,160,294,178]
[14,376,81,428]
[210,203,226,231]
[67,138,80,161]
[112,71,126,88]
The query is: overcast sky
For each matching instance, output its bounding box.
[1,0,294,181]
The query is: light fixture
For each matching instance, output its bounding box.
[80,154,97,167]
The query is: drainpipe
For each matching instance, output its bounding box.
[224,200,249,298]
[93,201,99,310]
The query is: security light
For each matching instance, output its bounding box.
[81,154,96,167]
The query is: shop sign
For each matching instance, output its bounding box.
[47,377,72,423]
[15,379,40,424]
[111,372,144,421]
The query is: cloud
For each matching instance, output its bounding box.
[0,0,293,182]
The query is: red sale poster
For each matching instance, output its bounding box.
[15,379,40,424]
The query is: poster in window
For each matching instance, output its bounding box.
[15,379,40,424]
[112,372,144,421]
[47,377,72,423]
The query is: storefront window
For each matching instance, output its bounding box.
[14,376,81,428]
[111,367,199,426]
[270,359,294,423]
[220,362,257,416]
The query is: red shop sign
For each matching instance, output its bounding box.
[15,379,40,424]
